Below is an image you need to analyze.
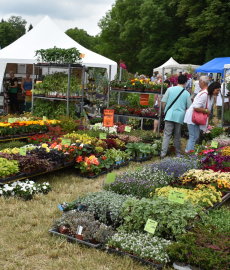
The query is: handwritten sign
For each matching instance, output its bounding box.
[168,190,185,204]
[99,133,107,140]
[106,173,116,184]
[125,126,131,132]
[20,148,26,156]
[144,219,158,234]
[103,109,114,127]
[43,116,47,121]
[211,141,218,148]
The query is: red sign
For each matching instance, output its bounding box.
[103,109,114,127]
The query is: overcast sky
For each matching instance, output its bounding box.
[0,0,116,36]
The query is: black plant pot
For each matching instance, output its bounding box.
[143,124,153,130]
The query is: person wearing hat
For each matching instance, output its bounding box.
[208,74,213,86]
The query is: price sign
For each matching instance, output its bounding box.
[62,139,71,146]
[168,190,185,204]
[99,133,107,140]
[103,109,114,127]
[8,118,15,123]
[211,141,218,148]
[144,219,158,234]
[20,148,26,156]
[106,173,116,184]
[125,126,131,132]
[43,116,47,121]
[135,167,142,171]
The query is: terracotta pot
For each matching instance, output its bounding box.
[92,239,100,245]
[221,191,226,197]
[59,225,70,235]
[87,173,95,177]
[76,234,84,240]
[0,175,9,179]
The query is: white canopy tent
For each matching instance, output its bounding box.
[153,57,179,73]
[0,16,117,89]
[154,58,200,74]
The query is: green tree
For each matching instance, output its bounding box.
[28,23,33,32]
[7,15,27,40]
[171,0,230,63]
[65,27,98,51]
[0,20,15,48]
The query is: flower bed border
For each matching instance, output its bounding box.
[49,228,102,248]
[102,246,163,269]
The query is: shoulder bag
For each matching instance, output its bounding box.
[164,88,185,117]
[192,92,208,125]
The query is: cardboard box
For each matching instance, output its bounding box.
[6,63,17,74]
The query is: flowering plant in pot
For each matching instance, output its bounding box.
[75,155,101,175]
[0,157,19,178]
[99,155,114,169]
[0,180,51,200]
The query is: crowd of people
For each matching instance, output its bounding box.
[134,69,229,156]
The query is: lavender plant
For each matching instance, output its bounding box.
[103,166,174,198]
[151,156,199,178]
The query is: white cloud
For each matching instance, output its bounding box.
[0,0,115,36]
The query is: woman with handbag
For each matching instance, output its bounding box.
[184,78,221,152]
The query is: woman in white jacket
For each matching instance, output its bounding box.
[184,78,221,152]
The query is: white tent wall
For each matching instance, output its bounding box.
[0,63,6,92]
[0,16,117,86]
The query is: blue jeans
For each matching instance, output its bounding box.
[186,124,200,152]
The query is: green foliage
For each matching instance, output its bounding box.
[0,140,27,151]
[33,99,78,119]
[58,116,80,133]
[202,207,230,233]
[66,28,100,52]
[167,224,230,270]
[119,196,204,239]
[35,47,82,64]
[224,110,230,123]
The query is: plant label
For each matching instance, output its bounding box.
[135,167,142,171]
[103,109,114,127]
[8,118,15,123]
[43,116,47,121]
[144,219,158,234]
[99,133,107,140]
[211,141,218,148]
[58,205,63,211]
[125,126,131,132]
[106,173,116,184]
[168,190,185,204]
[62,139,71,146]
[77,225,83,235]
[20,148,26,156]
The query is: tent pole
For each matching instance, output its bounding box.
[67,63,71,117]
[31,63,35,115]
[81,65,85,124]
[107,65,111,108]
[118,67,122,105]
[221,68,226,128]
[157,67,165,136]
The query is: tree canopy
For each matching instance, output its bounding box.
[0,16,27,49]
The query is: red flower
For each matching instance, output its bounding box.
[102,156,106,160]
[76,156,83,163]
